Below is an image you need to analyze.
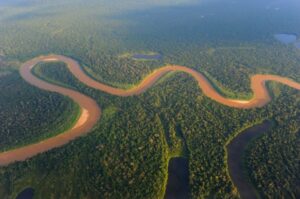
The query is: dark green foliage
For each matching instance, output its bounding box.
[0,72,79,151]
[13,62,298,198]
[245,88,300,199]
[0,0,300,198]
[1,56,299,199]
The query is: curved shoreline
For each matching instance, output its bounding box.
[0,55,102,166]
[227,121,272,199]
[0,55,299,190]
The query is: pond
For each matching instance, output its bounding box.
[294,42,300,49]
[164,157,189,199]
[16,188,34,199]
[132,53,162,60]
[274,33,297,44]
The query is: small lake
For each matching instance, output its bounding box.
[274,33,297,44]
[227,121,272,199]
[16,188,34,199]
[294,42,300,49]
[164,157,189,199]
[132,53,162,60]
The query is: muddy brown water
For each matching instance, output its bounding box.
[227,121,272,199]
[18,55,300,107]
[0,56,101,166]
[0,54,299,197]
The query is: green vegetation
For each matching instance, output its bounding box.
[0,0,300,198]
[0,72,80,152]
[200,70,253,100]
[244,87,300,198]
[3,61,299,199]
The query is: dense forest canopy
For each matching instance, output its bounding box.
[0,0,299,198]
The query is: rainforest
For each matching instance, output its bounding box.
[0,0,299,199]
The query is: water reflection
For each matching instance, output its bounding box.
[16,188,34,199]
[132,53,162,60]
[164,157,189,199]
[274,33,297,44]
[227,121,272,199]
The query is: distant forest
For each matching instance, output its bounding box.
[0,0,299,198]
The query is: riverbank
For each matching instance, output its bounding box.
[0,54,299,181]
[227,121,272,199]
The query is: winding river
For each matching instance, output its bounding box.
[1,54,300,164]
[0,54,300,197]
